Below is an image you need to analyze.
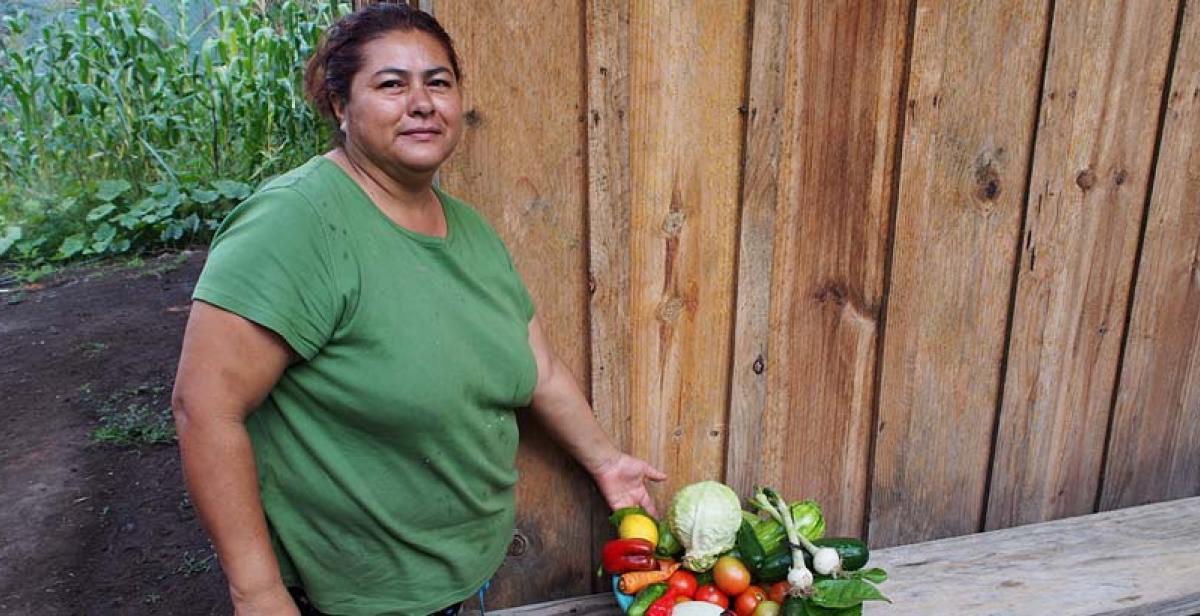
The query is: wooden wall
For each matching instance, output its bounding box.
[362,0,1199,608]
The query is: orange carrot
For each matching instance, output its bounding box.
[618,562,681,595]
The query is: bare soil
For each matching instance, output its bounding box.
[0,251,230,615]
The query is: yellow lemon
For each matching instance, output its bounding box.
[617,513,659,546]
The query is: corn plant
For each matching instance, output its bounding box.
[0,0,346,266]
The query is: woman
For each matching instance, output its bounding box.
[171,5,664,615]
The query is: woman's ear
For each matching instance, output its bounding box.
[332,96,347,132]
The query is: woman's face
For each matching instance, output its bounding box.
[336,29,463,181]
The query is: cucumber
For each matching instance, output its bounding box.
[810,538,869,572]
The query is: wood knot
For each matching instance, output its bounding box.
[464,109,482,128]
[508,530,529,556]
[1076,169,1097,191]
[815,283,847,305]
[658,296,684,323]
[1114,169,1127,186]
[752,354,765,375]
[662,211,686,237]
[974,162,1001,202]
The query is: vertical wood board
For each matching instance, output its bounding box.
[726,0,910,536]
[986,0,1179,530]
[436,1,593,607]
[584,0,634,593]
[625,0,749,503]
[1102,0,1200,511]
[870,0,1050,547]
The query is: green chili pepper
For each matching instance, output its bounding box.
[626,582,668,616]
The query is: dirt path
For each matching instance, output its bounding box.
[0,251,229,615]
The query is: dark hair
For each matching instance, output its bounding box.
[304,3,462,146]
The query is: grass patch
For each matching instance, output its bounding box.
[86,381,176,447]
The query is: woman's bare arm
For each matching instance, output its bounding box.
[525,316,666,514]
[172,301,299,615]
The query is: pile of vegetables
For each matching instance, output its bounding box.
[601,481,889,616]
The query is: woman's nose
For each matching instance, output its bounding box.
[409,87,434,116]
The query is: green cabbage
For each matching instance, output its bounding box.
[743,499,825,557]
[668,481,743,571]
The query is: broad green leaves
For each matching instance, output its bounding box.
[0,0,347,265]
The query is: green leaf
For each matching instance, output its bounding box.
[86,203,117,222]
[211,179,251,200]
[56,234,86,260]
[848,568,887,584]
[0,226,23,257]
[111,238,131,253]
[92,223,116,243]
[782,597,860,616]
[811,579,890,609]
[190,188,219,204]
[96,179,132,202]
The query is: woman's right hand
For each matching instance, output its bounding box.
[231,584,301,616]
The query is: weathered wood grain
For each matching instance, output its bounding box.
[488,593,619,616]
[436,1,594,608]
[1101,0,1200,511]
[726,0,910,537]
[986,0,1179,531]
[870,497,1200,615]
[585,0,634,594]
[586,0,632,482]
[724,0,792,506]
[870,0,1050,547]
[625,0,749,502]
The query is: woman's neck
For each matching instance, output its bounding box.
[326,148,447,237]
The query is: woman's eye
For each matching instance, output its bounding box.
[430,79,451,88]
[380,80,404,89]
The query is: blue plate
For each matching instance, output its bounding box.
[612,575,634,613]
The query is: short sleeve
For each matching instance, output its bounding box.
[193,187,340,360]
[501,241,535,322]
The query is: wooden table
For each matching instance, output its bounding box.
[489,497,1200,615]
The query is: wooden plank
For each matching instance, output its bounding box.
[625,0,749,501]
[725,0,910,537]
[870,497,1200,615]
[586,0,632,474]
[488,594,618,616]
[1101,0,1200,511]
[585,0,633,594]
[436,1,594,608]
[724,0,793,505]
[870,0,1050,547]
[986,0,1180,530]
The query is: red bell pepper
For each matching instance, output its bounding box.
[602,538,657,574]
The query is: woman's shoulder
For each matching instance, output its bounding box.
[436,187,502,239]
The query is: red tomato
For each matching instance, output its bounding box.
[733,586,767,616]
[693,584,729,609]
[667,570,698,599]
[767,580,789,605]
[712,556,752,596]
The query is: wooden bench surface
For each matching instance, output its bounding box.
[489,497,1200,615]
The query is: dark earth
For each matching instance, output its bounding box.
[0,251,231,615]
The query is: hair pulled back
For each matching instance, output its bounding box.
[304,3,462,146]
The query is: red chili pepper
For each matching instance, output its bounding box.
[644,588,679,616]
[602,538,657,574]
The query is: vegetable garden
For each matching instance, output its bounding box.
[0,0,341,278]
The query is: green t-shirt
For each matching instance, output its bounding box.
[193,156,537,615]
